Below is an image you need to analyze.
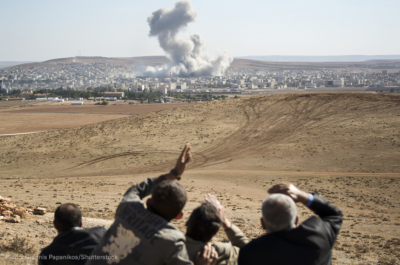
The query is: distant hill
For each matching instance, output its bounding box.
[0,61,35,69]
[1,56,170,71]
[3,56,400,72]
[229,58,400,70]
[236,55,400,62]
[44,56,169,66]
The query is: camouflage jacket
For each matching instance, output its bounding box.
[87,178,192,265]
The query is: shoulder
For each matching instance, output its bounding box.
[244,234,271,246]
[117,200,146,215]
[299,215,329,234]
[301,215,323,226]
[213,241,235,255]
[157,223,186,242]
[150,223,188,257]
[87,226,107,232]
[39,244,51,256]
[240,234,276,254]
[154,225,190,260]
[213,241,231,249]
[38,243,54,263]
[86,226,107,236]
[238,235,275,264]
[51,227,107,247]
[297,216,333,242]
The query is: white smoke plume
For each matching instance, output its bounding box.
[142,0,233,78]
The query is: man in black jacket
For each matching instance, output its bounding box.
[38,203,107,265]
[239,183,343,265]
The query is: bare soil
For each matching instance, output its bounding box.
[0,103,196,134]
[0,113,130,135]
[1,93,400,264]
[6,102,197,114]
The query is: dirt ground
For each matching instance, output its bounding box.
[1,100,196,107]
[1,93,400,264]
[7,102,197,113]
[0,103,196,134]
[0,100,196,109]
[0,113,131,135]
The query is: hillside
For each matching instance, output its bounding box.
[1,93,399,179]
[4,56,400,71]
[1,93,400,265]
[0,61,35,69]
[2,56,169,71]
[237,55,400,62]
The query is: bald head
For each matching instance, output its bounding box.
[262,194,297,233]
[54,203,82,233]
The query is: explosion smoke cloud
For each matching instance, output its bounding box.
[141,0,232,78]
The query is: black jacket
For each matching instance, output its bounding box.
[238,193,343,265]
[38,227,106,265]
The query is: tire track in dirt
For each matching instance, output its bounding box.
[61,93,400,176]
[189,93,400,169]
[64,150,209,174]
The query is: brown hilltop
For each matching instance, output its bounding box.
[1,92,399,178]
[5,56,400,71]
[3,56,170,70]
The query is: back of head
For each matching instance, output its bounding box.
[151,180,187,221]
[186,203,222,243]
[54,203,82,232]
[262,194,297,233]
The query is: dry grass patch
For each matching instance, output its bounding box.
[0,235,36,255]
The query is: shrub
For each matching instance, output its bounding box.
[0,235,36,255]
[101,100,109,105]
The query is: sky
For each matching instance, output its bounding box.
[1,0,399,62]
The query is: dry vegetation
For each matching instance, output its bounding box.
[0,101,33,109]
[0,93,400,264]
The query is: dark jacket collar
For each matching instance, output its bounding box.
[56,227,82,240]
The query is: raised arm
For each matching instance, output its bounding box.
[307,192,343,241]
[268,183,343,246]
[205,194,249,247]
[123,143,192,202]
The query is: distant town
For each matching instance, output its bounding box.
[1,57,400,101]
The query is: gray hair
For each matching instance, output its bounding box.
[262,194,297,233]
